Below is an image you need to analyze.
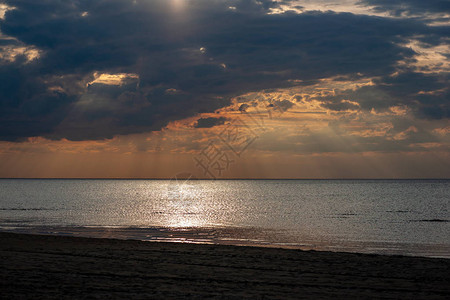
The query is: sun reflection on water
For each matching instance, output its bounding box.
[165,179,207,227]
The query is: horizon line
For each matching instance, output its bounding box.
[0,178,449,180]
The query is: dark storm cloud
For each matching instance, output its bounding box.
[0,58,77,141]
[0,0,448,141]
[194,117,227,128]
[358,0,450,16]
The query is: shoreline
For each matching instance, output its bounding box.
[1,231,449,299]
[2,225,449,259]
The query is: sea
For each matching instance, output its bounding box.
[0,179,449,258]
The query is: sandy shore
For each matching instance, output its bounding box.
[1,232,449,299]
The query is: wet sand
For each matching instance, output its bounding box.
[1,232,449,299]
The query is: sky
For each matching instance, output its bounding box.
[0,0,449,178]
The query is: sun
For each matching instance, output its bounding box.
[171,0,186,12]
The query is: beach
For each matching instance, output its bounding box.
[1,232,449,299]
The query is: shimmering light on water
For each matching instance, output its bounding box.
[0,179,449,257]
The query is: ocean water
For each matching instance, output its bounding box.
[0,179,449,258]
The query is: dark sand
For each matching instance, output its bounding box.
[1,232,449,299]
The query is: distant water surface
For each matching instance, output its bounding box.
[0,179,449,258]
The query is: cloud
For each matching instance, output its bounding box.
[194,116,227,128]
[321,100,360,112]
[316,72,450,119]
[238,104,250,112]
[358,0,450,17]
[270,99,295,112]
[248,110,449,155]
[0,0,448,141]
